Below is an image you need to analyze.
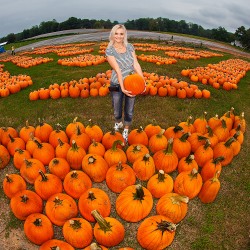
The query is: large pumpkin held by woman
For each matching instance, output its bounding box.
[123,73,145,95]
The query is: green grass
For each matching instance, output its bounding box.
[0,39,250,249]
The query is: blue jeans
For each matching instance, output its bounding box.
[111,86,135,126]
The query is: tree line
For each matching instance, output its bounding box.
[1,17,249,49]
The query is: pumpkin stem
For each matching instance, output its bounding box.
[189,168,199,179]
[72,117,78,124]
[15,148,24,154]
[213,156,225,164]
[142,153,151,162]
[91,210,112,233]
[206,126,214,137]
[5,174,13,183]
[116,161,124,171]
[157,220,177,232]
[179,132,190,142]
[156,129,165,137]
[133,184,145,201]
[185,154,195,164]
[111,140,124,151]
[164,138,174,154]
[71,140,80,151]
[25,120,30,128]
[90,243,102,250]
[53,197,63,206]
[34,139,43,148]
[224,137,236,148]
[33,218,42,227]
[69,219,82,230]
[170,194,189,204]
[157,170,166,182]
[70,171,78,179]
[38,170,48,182]
[8,134,14,142]
[204,139,211,149]
[88,156,96,164]
[173,125,183,133]
[57,138,64,147]
[21,194,29,203]
[88,191,97,201]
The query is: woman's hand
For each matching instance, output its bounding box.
[121,87,135,97]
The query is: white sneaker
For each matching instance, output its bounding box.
[122,129,129,143]
[114,121,123,131]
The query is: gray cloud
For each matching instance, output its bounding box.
[0,0,249,38]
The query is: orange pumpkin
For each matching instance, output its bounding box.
[123,73,145,95]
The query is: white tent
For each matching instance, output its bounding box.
[0,42,7,46]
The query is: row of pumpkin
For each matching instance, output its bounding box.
[1,108,246,249]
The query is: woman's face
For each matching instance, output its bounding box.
[114,28,125,43]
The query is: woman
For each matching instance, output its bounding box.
[105,24,145,143]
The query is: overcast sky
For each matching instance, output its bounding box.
[1,0,249,38]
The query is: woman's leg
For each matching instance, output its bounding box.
[111,90,124,123]
[124,95,135,127]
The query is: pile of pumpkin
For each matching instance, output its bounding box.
[0,69,33,98]
[29,71,111,100]
[29,70,211,101]
[57,54,106,67]
[0,108,246,249]
[165,50,223,60]
[20,43,96,56]
[181,58,250,89]
[137,54,177,65]
[0,55,53,68]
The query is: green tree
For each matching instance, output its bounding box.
[6,33,16,43]
[235,26,250,49]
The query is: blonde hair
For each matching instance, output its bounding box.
[108,24,128,48]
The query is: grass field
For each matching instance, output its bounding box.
[0,38,249,249]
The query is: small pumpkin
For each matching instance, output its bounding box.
[137,215,177,249]
[24,213,54,245]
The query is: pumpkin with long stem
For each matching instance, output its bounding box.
[198,171,221,203]
[104,140,127,167]
[153,138,178,173]
[91,210,125,247]
[34,170,63,200]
